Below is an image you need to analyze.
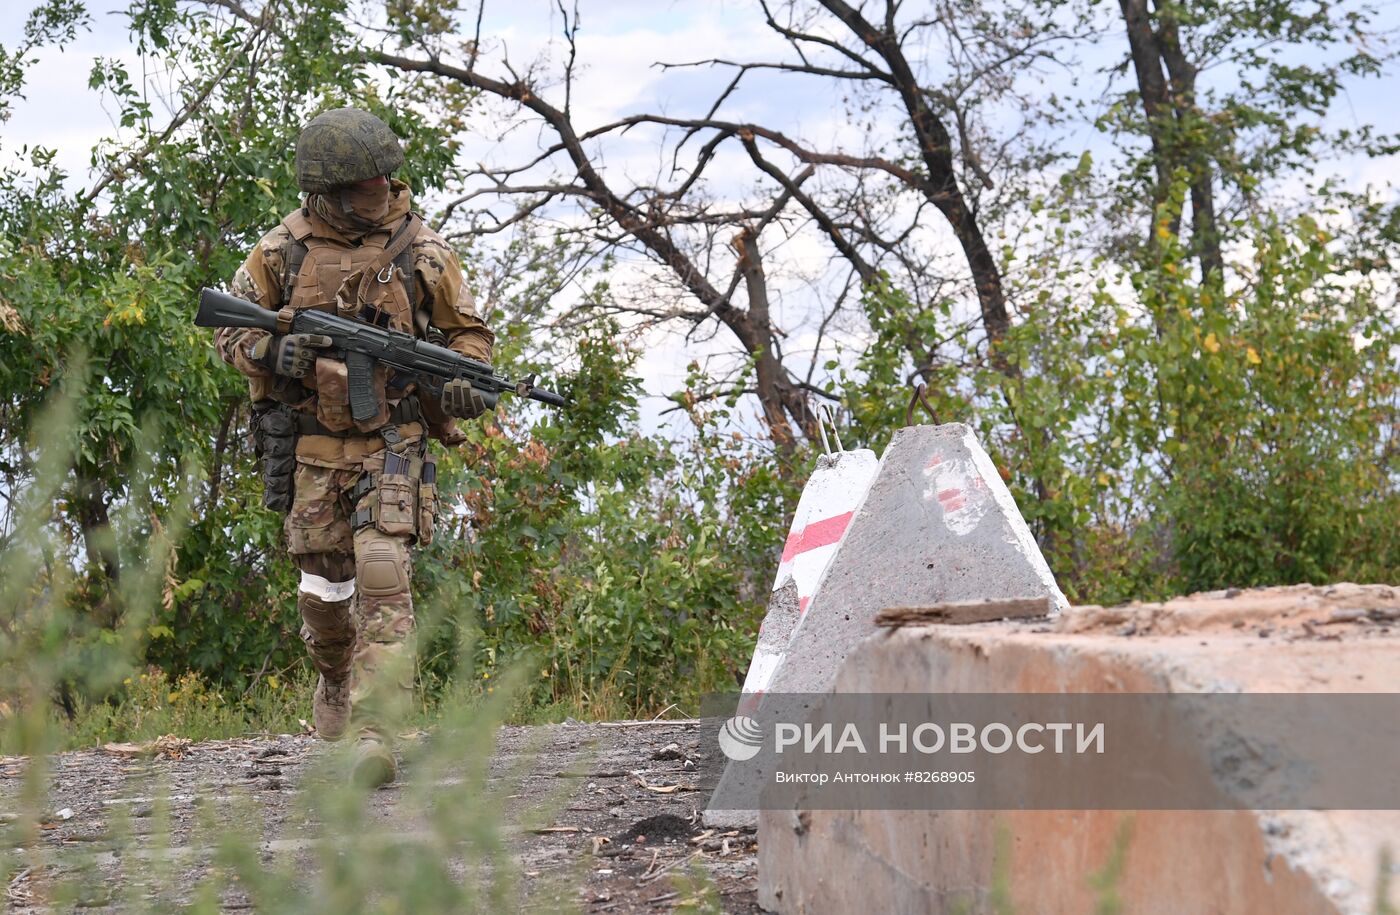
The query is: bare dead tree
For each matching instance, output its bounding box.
[361,1,1081,454]
[374,5,846,456]
[1117,0,1222,283]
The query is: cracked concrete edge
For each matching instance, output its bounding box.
[958,424,1067,614]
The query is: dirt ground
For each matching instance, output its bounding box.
[1,718,760,913]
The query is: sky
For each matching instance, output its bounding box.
[3,0,1398,439]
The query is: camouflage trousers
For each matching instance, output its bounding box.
[287,458,417,737]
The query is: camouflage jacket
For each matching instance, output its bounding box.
[216,182,495,468]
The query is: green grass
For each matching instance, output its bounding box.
[10,659,689,758]
[46,667,312,751]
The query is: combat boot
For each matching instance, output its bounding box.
[351,736,397,788]
[313,675,351,741]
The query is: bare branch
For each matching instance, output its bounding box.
[656,56,888,84]
[579,114,923,187]
[757,0,890,77]
[435,181,594,230]
[82,19,263,202]
[555,0,579,118]
[740,137,878,285]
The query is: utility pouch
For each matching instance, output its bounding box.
[252,402,297,513]
[375,450,418,537]
[417,454,439,546]
[313,358,356,432]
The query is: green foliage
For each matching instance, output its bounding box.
[1146,213,1400,591]
[0,0,478,694]
[15,667,310,752]
[192,671,542,915]
[846,181,1400,602]
[415,321,791,716]
[0,380,191,758]
[0,0,792,722]
[1094,0,1396,243]
[0,0,87,124]
[0,403,540,910]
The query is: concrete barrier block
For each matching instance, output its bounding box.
[706,424,1062,830]
[740,449,879,706]
[757,585,1400,914]
[707,450,877,831]
[765,423,1066,695]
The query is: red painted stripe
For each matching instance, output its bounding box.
[780,510,854,562]
[738,690,764,716]
[938,488,967,512]
[798,595,811,613]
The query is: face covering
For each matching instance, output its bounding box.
[310,177,392,236]
[341,179,391,224]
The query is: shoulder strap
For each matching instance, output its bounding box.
[282,208,315,242]
[398,213,436,318]
[279,209,314,307]
[395,245,417,311]
[354,213,423,313]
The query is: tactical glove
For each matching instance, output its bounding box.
[440,378,489,419]
[251,333,332,378]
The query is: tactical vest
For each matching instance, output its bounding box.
[276,207,424,435]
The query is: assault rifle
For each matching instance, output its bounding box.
[195,287,566,420]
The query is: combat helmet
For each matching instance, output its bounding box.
[295,108,404,193]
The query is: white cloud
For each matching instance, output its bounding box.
[1,1,137,184]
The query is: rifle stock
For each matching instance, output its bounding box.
[195,288,281,333]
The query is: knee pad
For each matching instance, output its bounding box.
[357,537,410,599]
[298,575,356,642]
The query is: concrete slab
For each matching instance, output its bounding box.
[757,584,1400,915]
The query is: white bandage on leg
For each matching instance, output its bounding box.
[299,571,356,602]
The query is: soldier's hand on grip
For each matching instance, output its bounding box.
[440,378,488,419]
[251,333,333,378]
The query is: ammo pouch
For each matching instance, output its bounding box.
[313,355,392,434]
[251,402,297,513]
[350,451,438,545]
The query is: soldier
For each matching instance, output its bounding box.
[215,108,494,786]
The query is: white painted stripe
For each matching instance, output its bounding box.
[782,542,840,601]
[739,648,784,699]
[299,572,356,602]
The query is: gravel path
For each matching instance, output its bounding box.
[1,719,760,913]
